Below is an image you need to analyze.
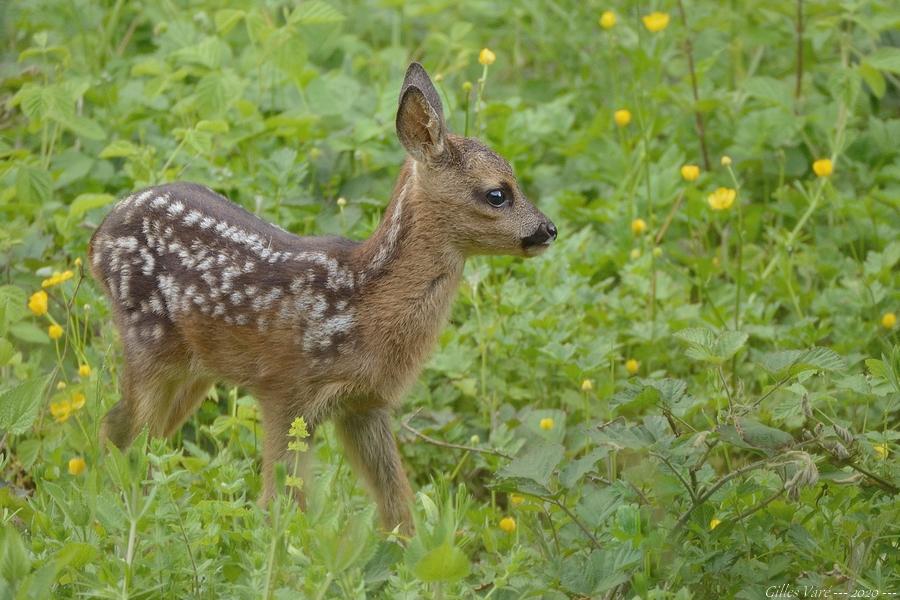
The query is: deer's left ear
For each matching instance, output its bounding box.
[396,63,447,163]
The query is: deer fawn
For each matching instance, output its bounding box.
[89,63,556,533]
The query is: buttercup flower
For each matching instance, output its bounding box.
[510,494,524,506]
[479,48,496,66]
[70,392,86,410]
[74,257,83,268]
[720,155,732,166]
[707,187,736,211]
[599,10,616,29]
[48,324,64,340]
[499,516,516,533]
[581,379,593,392]
[630,248,641,260]
[812,158,833,177]
[642,12,670,33]
[42,270,74,288]
[539,418,555,430]
[28,290,49,316]
[681,164,700,182]
[50,400,72,423]
[56,381,67,390]
[625,359,640,375]
[710,518,722,530]
[68,457,86,476]
[631,218,647,235]
[79,364,92,378]
[614,109,632,127]
[882,312,897,329]
[873,444,888,459]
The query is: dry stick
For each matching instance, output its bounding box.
[400,412,512,460]
[794,0,804,106]
[655,189,686,246]
[676,0,711,170]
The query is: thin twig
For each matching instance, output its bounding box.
[547,496,602,551]
[676,0,711,170]
[844,461,899,494]
[655,189,686,245]
[651,452,697,502]
[733,489,785,523]
[400,412,512,460]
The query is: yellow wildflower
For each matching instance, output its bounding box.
[28,290,49,316]
[48,324,64,340]
[614,109,632,127]
[599,10,616,29]
[812,158,833,177]
[70,392,86,410]
[720,155,732,167]
[625,358,640,375]
[68,457,86,476]
[50,400,72,423]
[539,418,555,430]
[510,494,525,506]
[56,381,67,390]
[707,187,737,211]
[581,379,593,392]
[873,444,888,460]
[478,48,496,66]
[642,12,670,33]
[78,364,92,378]
[710,518,722,530]
[882,312,897,329]
[41,270,74,288]
[630,248,641,260]
[74,257,83,268]
[631,218,647,236]
[681,164,700,182]
[499,516,516,533]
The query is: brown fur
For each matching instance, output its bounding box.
[88,62,556,533]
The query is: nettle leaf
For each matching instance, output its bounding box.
[0,376,50,435]
[16,165,52,205]
[864,47,900,74]
[592,416,673,451]
[215,9,245,34]
[100,140,141,159]
[674,327,747,364]
[498,440,564,488]
[755,347,846,377]
[560,545,642,596]
[289,1,346,25]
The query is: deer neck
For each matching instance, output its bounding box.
[353,161,465,388]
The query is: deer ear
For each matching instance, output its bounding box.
[396,63,446,162]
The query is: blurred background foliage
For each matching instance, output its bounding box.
[1,0,898,598]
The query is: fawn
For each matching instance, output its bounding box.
[89,62,556,533]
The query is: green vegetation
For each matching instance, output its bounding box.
[1,0,899,597]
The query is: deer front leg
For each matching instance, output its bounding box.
[335,408,413,535]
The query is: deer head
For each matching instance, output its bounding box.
[394,63,557,258]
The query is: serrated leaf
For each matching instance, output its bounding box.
[289,1,346,25]
[215,9,245,34]
[413,543,469,583]
[0,376,50,434]
[16,165,52,205]
[69,193,115,218]
[864,47,900,74]
[755,347,846,376]
[674,327,747,364]
[53,113,105,141]
[498,441,564,488]
[718,418,794,452]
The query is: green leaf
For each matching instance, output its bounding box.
[55,113,106,141]
[863,47,900,74]
[0,525,31,583]
[16,165,52,205]
[755,347,846,377]
[413,543,470,583]
[69,193,115,218]
[674,327,747,364]
[718,418,794,452]
[498,441,564,488]
[289,1,346,25]
[215,9,245,34]
[99,139,141,158]
[859,63,886,98]
[0,376,50,435]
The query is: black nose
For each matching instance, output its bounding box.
[522,221,558,248]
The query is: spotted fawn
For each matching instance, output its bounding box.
[89,62,557,533]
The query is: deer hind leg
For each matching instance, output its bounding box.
[161,375,214,438]
[335,408,414,534]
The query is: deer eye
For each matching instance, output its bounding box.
[485,189,507,207]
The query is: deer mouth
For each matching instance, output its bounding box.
[521,221,557,255]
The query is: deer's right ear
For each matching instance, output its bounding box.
[396,63,447,163]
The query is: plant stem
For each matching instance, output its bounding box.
[794,0,804,107]
[676,0,711,170]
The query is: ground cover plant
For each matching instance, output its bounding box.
[1,0,899,598]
